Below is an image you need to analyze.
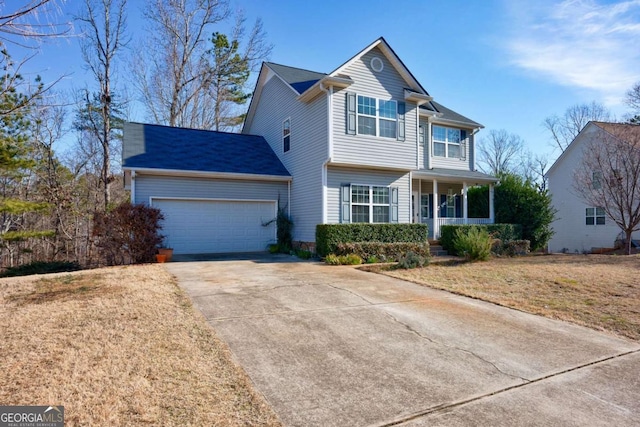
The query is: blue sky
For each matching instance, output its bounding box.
[21,0,640,161]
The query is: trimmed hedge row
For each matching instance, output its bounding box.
[335,242,431,262]
[316,223,428,257]
[440,224,522,256]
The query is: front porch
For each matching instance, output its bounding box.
[411,170,498,239]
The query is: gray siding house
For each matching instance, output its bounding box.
[547,121,640,253]
[123,37,497,254]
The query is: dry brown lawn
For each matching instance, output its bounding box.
[0,265,281,426]
[381,254,640,341]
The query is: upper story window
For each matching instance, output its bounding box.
[347,92,405,141]
[433,125,464,158]
[419,125,425,145]
[283,118,291,152]
[357,95,398,138]
[586,207,605,225]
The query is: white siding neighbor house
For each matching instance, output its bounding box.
[547,121,640,253]
[123,37,497,254]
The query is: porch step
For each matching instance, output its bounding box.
[429,244,448,257]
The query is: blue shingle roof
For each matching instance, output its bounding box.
[123,123,291,177]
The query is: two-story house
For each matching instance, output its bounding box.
[123,38,497,255]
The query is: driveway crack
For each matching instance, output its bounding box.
[381,311,529,383]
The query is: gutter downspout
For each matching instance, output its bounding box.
[320,82,333,224]
[471,128,481,171]
[131,170,136,204]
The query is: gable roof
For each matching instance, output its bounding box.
[123,122,290,179]
[328,37,428,95]
[243,37,482,132]
[592,121,640,139]
[264,62,328,94]
[546,121,640,177]
[424,101,483,129]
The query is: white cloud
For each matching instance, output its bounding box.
[505,0,640,105]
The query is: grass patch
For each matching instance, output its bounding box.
[382,254,640,341]
[0,265,281,426]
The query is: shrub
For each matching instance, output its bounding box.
[263,203,293,253]
[453,227,492,261]
[397,251,429,269]
[316,223,428,257]
[494,173,556,251]
[295,249,313,259]
[440,224,521,255]
[499,240,531,256]
[268,244,280,254]
[93,202,164,265]
[335,242,431,263]
[324,253,363,265]
[366,255,380,264]
[0,261,82,278]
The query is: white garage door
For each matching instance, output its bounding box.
[153,199,277,254]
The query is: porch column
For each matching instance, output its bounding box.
[489,183,495,223]
[432,179,438,239]
[463,181,468,224]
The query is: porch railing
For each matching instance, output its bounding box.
[427,218,494,239]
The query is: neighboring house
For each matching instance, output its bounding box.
[123,37,497,255]
[547,121,640,253]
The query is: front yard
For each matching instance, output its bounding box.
[0,265,281,426]
[381,254,640,341]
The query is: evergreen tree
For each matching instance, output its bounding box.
[204,32,251,130]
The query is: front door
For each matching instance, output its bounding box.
[412,191,420,223]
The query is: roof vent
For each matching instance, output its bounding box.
[371,57,384,72]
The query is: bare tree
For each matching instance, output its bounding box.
[573,123,640,254]
[543,102,610,153]
[133,0,230,128]
[76,0,128,209]
[132,1,271,130]
[523,152,551,192]
[627,81,640,112]
[476,129,525,176]
[0,1,71,117]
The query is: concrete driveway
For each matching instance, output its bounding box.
[166,255,640,427]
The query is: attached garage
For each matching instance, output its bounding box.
[122,122,291,255]
[152,198,277,255]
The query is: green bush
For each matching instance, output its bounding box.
[335,242,431,263]
[494,173,556,251]
[324,253,363,265]
[440,224,522,255]
[366,255,380,264]
[453,227,493,261]
[316,223,428,257]
[0,261,82,278]
[295,249,313,259]
[397,251,429,269]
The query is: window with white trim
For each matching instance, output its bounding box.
[357,95,397,138]
[351,185,390,223]
[591,171,602,189]
[419,125,425,145]
[283,118,291,152]
[433,125,462,158]
[586,207,605,225]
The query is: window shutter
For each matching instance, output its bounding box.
[391,187,399,223]
[460,130,467,160]
[428,194,433,219]
[346,92,356,135]
[397,102,405,141]
[341,184,351,223]
[455,195,462,218]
